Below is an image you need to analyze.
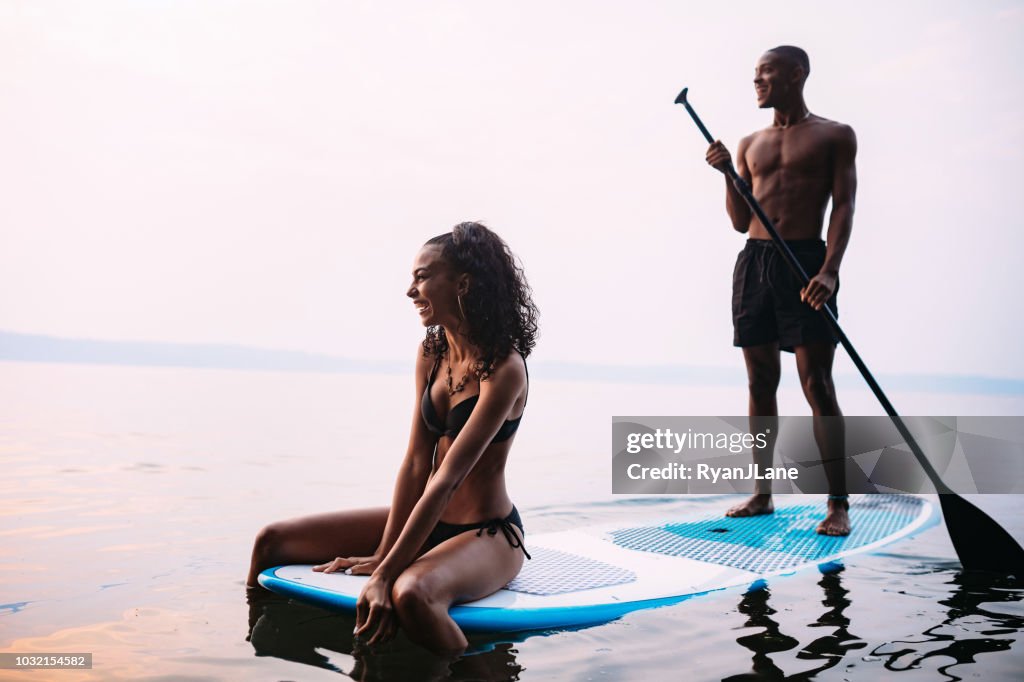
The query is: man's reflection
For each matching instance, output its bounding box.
[724,566,1023,680]
[724,565,860,680]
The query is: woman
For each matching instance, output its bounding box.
[246,222,539,655]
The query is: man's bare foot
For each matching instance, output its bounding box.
[816,497,851,536]
[725,493,774,517]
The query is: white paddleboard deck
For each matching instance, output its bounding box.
[259,494,939,632]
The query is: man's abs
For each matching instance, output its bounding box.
[746,173,830,239]
[743,122,835,239]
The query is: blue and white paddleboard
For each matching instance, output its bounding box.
[259,494,939,632]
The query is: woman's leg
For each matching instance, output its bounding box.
[247,507,390,587]
[389,528,525,655]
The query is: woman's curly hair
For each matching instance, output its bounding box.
[422,222,539,379]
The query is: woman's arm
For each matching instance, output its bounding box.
[353,353,526,643]
[373,348,438,558]
[314,346,437,576]
[373,353,527,583]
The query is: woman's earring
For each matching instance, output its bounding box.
[457,295,466,321]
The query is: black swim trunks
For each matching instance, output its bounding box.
[732,239,838,352]
[422,506,531,559]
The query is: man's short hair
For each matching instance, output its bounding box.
[767,45,810,81]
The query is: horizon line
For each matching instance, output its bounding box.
[1,329,1021,395]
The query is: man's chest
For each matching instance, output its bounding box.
[746,129,831,179]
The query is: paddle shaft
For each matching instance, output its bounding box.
[677,94,952,493]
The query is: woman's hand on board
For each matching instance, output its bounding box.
[312,555,381,576]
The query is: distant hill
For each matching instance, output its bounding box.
[0,330,402,374]
[0,330,1020,394]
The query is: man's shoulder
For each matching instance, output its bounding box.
[811,115,856,141]
[738,129,765,148]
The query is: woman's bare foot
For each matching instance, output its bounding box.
[816,497,851,536]
[725,493,774,517]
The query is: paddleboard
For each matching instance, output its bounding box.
[259,494,939,632]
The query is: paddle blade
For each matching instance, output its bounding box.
[674,87,689,105]
[939,495,1024,574]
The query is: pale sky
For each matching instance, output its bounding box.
[2,0,1022,379]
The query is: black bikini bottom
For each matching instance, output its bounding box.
[423,505,530,559]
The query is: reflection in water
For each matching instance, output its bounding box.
[723,567,860,681]
[796,565,866,675]
[723,565,1023,681]
[871,571,1023,681]
[246,587,524,681]
[724,580,799,681]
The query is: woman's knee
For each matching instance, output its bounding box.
[251,522,288,563]
[391,572,468,653]
[391,572,440,620]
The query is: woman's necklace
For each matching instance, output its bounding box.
[446,357,473,395]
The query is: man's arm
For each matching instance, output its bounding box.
[802,124,857,310]
[706,135,754,233]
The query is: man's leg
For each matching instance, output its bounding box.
[794,342,850,535]
[727,343,781,517]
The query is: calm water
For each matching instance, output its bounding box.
[2,361,1023,681]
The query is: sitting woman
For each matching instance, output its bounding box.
[246,221,538,654]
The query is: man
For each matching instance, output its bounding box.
[705,46,854,535]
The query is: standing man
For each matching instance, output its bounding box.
[705,46,854,535]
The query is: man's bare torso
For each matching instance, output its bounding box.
[739,115,852,240]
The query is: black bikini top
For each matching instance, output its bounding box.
[420,352,528,443]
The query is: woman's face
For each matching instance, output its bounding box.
[407,244,466,328]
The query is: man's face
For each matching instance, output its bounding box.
[753,52,794,109]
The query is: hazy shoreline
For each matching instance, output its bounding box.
[3,329,1022,395]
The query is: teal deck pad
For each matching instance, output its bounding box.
[609,495,924,573]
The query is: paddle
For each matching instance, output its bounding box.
[674,87,1024,574]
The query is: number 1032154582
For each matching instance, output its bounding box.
[0,653,92,669]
